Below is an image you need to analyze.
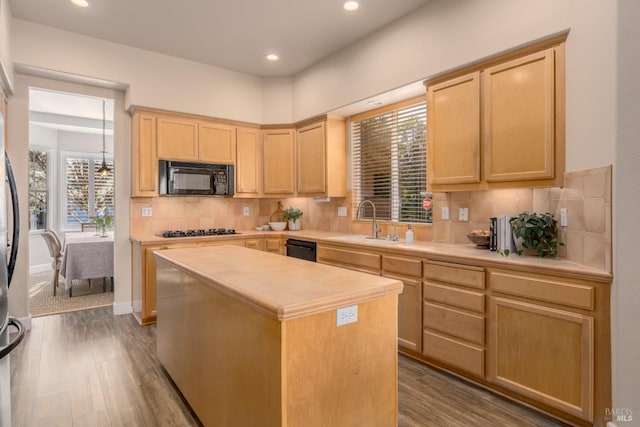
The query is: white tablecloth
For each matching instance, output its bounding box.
[60,232,114,289]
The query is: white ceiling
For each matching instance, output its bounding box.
[9,0,431,78]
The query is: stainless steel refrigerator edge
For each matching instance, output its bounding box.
[0,113,26,426]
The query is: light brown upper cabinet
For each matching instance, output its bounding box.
[427,72,481,185]
[425,38,565,192]
[157,115,236,164]
[235,127,262,196]
[198,121,236,164]
[483,49,555,182]
[262,128,295,195]
[131,111,157,197]
[157,116,198,161]
[296,116,347,197]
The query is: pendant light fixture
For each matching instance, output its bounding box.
[97,99,111,176]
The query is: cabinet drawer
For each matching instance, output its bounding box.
[425,260,484,289]
[317,246,380,271]
[382,255,422,278]
[489,269,594,310]
[424,302,484,345]
[423,330,484,377]
[423,282,485,313]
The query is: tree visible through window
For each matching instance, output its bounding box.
[352,101,430,224]
[29,149,49,230]
[65,157,114,226]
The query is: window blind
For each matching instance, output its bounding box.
[352,101,428,223]
[66,158,90,224]
[65,157,114,225]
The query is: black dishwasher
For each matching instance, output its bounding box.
[285,239,317,262]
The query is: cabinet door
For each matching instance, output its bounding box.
[384,273,421,352]
[297,122,326,194]
[199,121,235,164]
[132,112,157,197]
[235,127,261,195]
[427,72,480,185]
[265,238,283,254]
[157,116,198,160]
[143,246,164,323]
[263,129,295,194]
[483,49,555,182]
[488,296,594,421]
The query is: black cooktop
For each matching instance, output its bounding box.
[161,228,239,238]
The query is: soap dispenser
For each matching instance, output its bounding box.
[405,224,414,243]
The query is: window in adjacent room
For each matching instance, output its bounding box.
[351,98,429,224]
[64,154,114,228]
[28,149,49,231]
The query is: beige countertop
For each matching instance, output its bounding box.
[154,245,403,321]
[134,229,612,283]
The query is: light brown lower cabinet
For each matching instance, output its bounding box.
[488,296,594,421]
[486,267,610,426]
[384,273,421,352]
[132,238,273,325]
[135,237,610,426]
[422,260,486,378]
[382,255,423,352]
[265,237,284,254]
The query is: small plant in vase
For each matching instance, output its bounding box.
[283,206,303,231]
[509,212,564,258]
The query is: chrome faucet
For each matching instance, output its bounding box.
[356,199,381,239]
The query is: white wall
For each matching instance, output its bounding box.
[9,75,131,319]
[294,0,616,173]
[614,0,640,424]
[10,19,268,123]
[262,77,293,123]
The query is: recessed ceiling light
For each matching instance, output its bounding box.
[367,100,383,106]
[266,54,279,61]
[70,0,89,7]
[343,1,359,11]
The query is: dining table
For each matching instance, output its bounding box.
[60,231,114,296]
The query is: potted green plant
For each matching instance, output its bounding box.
[509,212,564,258]
[283,206,303,231]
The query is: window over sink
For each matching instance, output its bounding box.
[351,98,430,224]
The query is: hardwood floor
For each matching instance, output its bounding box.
[10,307,567,426]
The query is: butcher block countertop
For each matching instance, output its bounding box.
[154,245,403,321]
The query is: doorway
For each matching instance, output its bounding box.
[27,88,116,316]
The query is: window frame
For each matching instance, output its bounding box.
[28,147,51,234]
[350,96,430,226]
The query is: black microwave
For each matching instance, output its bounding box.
[159,160,234,196]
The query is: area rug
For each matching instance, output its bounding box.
[29,275,114,317]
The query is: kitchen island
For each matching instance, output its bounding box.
[154,245,403,427]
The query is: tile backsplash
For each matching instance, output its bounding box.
[130,165,611,272]
[430,165,612,272]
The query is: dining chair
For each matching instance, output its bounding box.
[41,230,63,296]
